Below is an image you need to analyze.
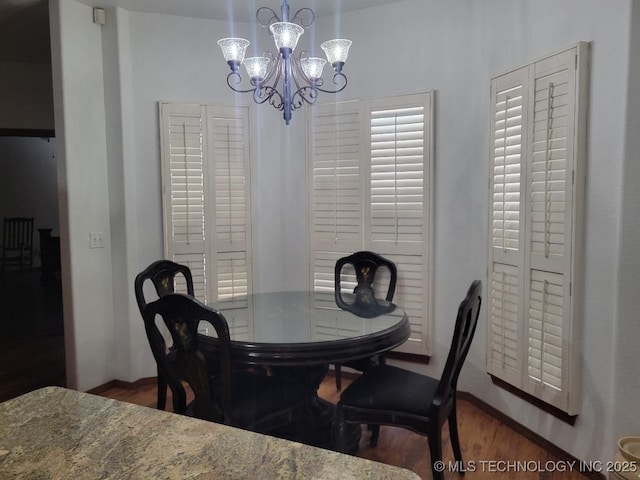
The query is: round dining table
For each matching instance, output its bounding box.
[198,290,410,450]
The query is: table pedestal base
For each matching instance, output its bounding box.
[265,364,361,452]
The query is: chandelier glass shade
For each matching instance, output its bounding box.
[217,1,352,125]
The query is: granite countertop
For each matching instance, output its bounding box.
[0,387,421,480]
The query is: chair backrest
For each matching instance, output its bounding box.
[334,251,397,316]
[432,280,482,416]
[3,217,34,250]
[142,293,232,422]
[134,260,195,315]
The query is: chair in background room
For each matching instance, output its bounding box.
[333,251,398,390]
[2,217,34,274]
[143,293,309,437]
[335,280,482,480]
[134,260,195,410]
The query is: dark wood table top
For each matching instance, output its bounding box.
[200,290,410,367]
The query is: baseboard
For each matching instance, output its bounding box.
[86,377,156,395]
[458,392,606,480]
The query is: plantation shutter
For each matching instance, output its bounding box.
[160,103,208,301]
[486,44,587,414]
[309,101,364,308]
[160,103,252,308]
[487,67,528,386]
[367,93,433,356]
[207,108,252,307]
[523,49,578,409]
[309,93,433,355]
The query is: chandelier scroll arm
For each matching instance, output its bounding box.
[225,72,260,94]
[256,7,280,28]
[291,86,319,110]
[290,7,314,28]
[254,85,284,110]
[313,73,348,94]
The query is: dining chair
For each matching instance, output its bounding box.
[2,217,34,274]
[335,280,482,480]
[333,251,398,390]
[142,293,309,436]
[134,259,195,410]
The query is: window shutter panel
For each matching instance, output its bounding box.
[487,68,528,385]
[487,44,587,415]
[309,101,364,306]
[367,93,433,356]
[207,107,252,307]
[309,94,434,356]
[488,264,521,384]
[160,103,208,301]
[160,103,252,316]
[523,50,578,411]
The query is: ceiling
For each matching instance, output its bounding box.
[0,0,406,63]
[72,0,407,22]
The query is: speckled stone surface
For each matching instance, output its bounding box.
[0,387,420,480]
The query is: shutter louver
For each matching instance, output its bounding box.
[387,253,428,355]
[530,68,570,261]
[487,68,527,384]
[521,50,577,411]
[208,111,252,303]
[309,93,433,357]
[367,93,432,356]
[312,250,346,310]
[161,103,252,310]
[488,263,521,385]
[160,103,208,301]
[173,253,207,301]
[310,103,363,246]
[527,270,564,393]
[216,251,249,303]
[370,105,425,246]
[310,102,364,312]
[309,93,433,355]
[492,84,524,253]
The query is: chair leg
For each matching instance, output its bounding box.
[449,402,463,463]
[156,369,167,410]
[428,427,444,480]
[369,425,380,446]
[335,407,347,453]
[335,364,342,390]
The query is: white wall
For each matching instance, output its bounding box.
[50,0,638,465]
[614,0,640,440]
[101,8,309,381]
[50,0,116,391]
[313,0,632,463]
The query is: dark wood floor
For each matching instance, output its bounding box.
[0,268,66,403]
[97,377,593,480]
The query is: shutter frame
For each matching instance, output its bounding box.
[160,102,209,301]
[487,67,528,387]
[160,102,252,311]
[486,43,587,415]
[308,92,434,357]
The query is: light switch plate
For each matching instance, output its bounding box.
[89,231,104,249]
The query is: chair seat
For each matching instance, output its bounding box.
[340,364,439,418]
[335,281,482,480]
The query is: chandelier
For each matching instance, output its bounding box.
[217,1,352,125]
